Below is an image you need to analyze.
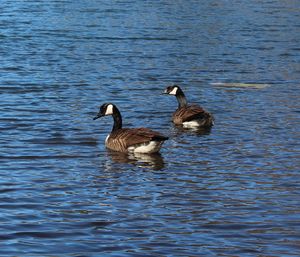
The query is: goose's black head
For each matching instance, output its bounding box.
[163,85,181,96]
[93,103,115,120]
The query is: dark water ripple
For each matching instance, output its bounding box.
[1,0,300,256]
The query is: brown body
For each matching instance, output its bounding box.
[106,128,168,153]
[173,104,214,127]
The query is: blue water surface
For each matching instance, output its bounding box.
[0,1,300,256]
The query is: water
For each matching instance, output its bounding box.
[1,0,300,256]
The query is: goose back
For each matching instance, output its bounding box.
[173,104,214,127]
[106,127,168,153]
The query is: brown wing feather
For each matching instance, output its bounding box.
[106,128,168,152]
[173,104,209,124]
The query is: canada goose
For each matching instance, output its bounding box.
[93,103,168,153]
[163,85,214,128]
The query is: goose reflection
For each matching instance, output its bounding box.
[106,150,165,170]
[173,124,212,136]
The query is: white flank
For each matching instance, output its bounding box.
[105,134,110,144]
[128,141,163,154]
[182,120,203,128]
[105,104,114,115]
[169,87,178,95]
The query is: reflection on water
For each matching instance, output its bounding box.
[1,0,300,256]
[106,150,165,171]
[173,124,213,136]
[211,82,271,89]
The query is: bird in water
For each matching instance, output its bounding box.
[93,103,168,153]
[163,85,214,128]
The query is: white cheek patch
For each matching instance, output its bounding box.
[169,87,178,95]
[105,104,114,115]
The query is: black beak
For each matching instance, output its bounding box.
[161,90,168,95]
[93,113,103,120]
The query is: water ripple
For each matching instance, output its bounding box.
[1,0,300,256]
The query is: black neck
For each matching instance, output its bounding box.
[112,107,122,132]
[176,88,187,108]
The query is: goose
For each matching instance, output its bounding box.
[163,85,214,128]
[93,103,168,153]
